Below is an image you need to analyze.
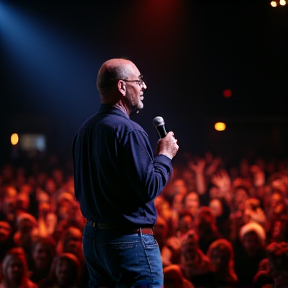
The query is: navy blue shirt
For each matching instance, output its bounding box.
[72,104,173,228]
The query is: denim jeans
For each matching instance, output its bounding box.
[83,222,163,288]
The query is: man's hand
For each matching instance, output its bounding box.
[156,131,179,159]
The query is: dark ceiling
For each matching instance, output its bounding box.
[1,0,287,164]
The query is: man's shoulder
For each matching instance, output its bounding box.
[79,111,146,135]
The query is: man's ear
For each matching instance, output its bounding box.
[118,80,126,96]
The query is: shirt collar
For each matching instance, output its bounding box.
[97,104,129,119]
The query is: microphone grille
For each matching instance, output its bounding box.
[153,116,165,127]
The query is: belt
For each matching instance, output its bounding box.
[86,220,154,235]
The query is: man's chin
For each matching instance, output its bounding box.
[132,103,144,114]
[138,101,144,110]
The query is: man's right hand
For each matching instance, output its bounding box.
[156,131,179,159]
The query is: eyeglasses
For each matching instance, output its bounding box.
[120,75,146,87]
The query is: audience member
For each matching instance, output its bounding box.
[163,264,195,288]
[13,212,39,269]
[196,206,222,254]
[153,215,169,252]
[55,226,89,287]
[243,197,267,228]
[266,215,288,244]
[265,241,288,288]
[179,230,213,288]
[253,258,274,288]
[0,150,287,288]
[183,191,200,220]
[29,237,56,284]
[38,253,81,288]
[0,220,16,263]
[207,238,238,288]
[234,222,267,288]
[209,198,231,240]
[161,209,195,266]
[0,247,38,288]
[0,185,18,230]
[229,185,250,242]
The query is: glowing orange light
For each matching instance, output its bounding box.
[279,0,286,5]
[223,89,232,98]
[11,133,19,145]
[271,1,277,7]
[214,122,226,131]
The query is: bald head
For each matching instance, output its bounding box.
[96,58,135,102]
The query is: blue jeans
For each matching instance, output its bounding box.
[83,222,163,288]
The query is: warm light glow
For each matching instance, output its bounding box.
[214,122,226,131]
[11,133,19,145]
[279,0,286,5]
[223,89,232,98]
[271,1,277,7]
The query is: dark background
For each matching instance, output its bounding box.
[1,0,287,167]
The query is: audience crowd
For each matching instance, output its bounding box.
[0,151,287,288]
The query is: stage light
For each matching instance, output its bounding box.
[223,89,232,98]
[270,0,286,6]
[214,122,226,132]
[11,133,19,145]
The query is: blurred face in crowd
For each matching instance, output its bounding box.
[179,214,194,234]
[272,221,282,241]
[19,218,36,234]
[181,232,198,261]
[45,178,57,195]
[184,192,199,216]
[197,211,215,232]
[242,231,261,255]
[153,216,168,249]
[33,242,54,270]
[55,257,77,286]
[3,186,17,213]
[210,246,230,272]
[173,179,187,196]
[209,186,221,200]
[17,192,30,211]
[5,255,25,283]
[0,221,12,243]
[234,187,249,210]
[64,228,82,254]
[157,200,172,221]
[52,168,64,186]
[209,198,223,218]
[172,193,184,212]
[270,192,282,210]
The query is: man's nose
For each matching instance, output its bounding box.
[141,82,147,90]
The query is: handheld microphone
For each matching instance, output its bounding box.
[153,116,167,138]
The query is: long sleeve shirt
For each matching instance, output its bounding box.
[72,104,173,228]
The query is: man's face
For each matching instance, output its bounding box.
[123,63,147,114]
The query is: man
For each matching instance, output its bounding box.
[72,58,179,287]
